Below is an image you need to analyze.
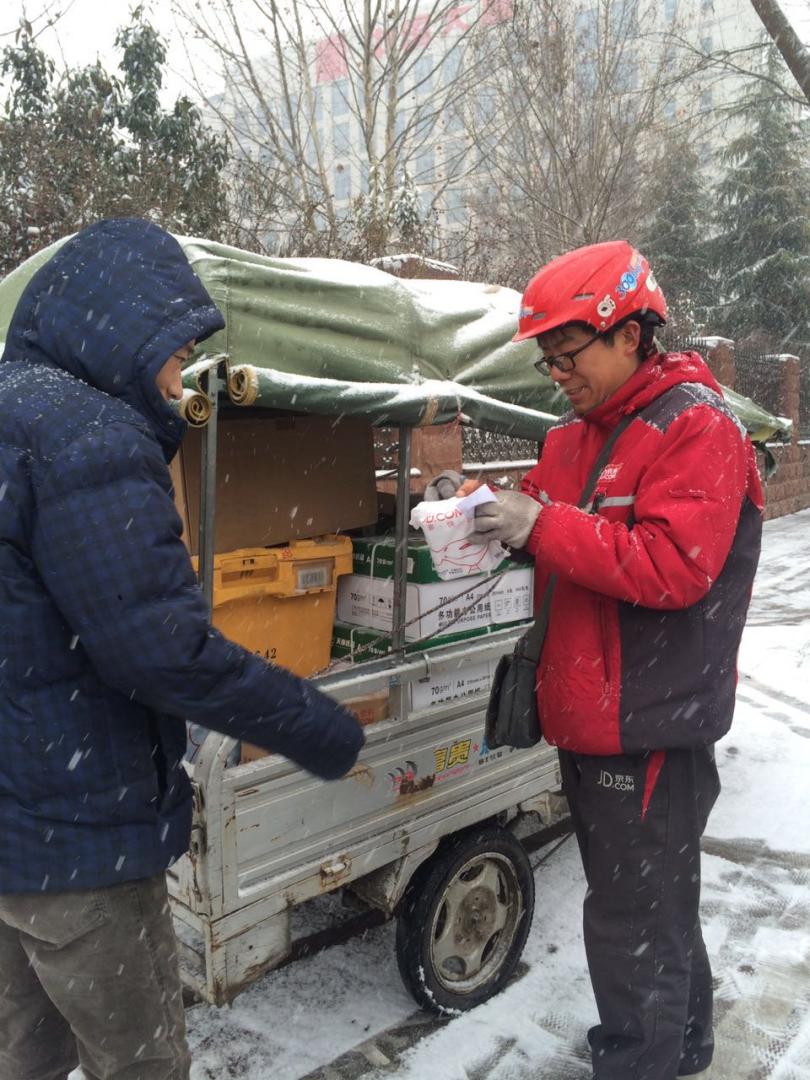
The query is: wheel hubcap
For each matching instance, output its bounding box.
[429,851,524,994]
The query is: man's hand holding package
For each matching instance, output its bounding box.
[471,490,541,549]
[424,469,465,501]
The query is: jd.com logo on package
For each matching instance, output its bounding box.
[410,485,507,581]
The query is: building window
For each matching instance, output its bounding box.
[664,0,677,20]
[414,147,435,183]
[445,187,465,225]
[331,79,350,117]
[700,89,712,112]
[701,35,713,53]
[443,46,463,85]
[413,110,437,143]
[334,164,351,201]
[444,140,466,178]
[664,99,676,121]
[446,102,464,133]
[476,88,496,124]
[334,122,351,157]
[413,52,433,95]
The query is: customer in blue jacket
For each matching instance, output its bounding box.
[0,219,364,1080]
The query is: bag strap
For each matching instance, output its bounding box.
[520,411,635,665]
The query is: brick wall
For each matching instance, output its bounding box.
[704,341,810,521]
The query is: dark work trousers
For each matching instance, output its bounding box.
[558,746,721,1080]
[0,873,190,1080]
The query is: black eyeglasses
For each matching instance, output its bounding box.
[533,331,603,376]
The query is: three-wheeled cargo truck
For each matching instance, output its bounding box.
[161,242,571,1013]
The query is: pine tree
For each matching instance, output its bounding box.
[712,45,810,344]
[639,126,714,334]
[350,164,388,258]
[388,170,424,251]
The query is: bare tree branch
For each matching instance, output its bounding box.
[749,0,810,104]
[172,0,499,256]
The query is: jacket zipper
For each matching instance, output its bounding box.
[598,601,611,694]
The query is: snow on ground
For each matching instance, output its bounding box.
[184,510,810,1080]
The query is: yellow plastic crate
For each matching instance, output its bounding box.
[194,536,353,678]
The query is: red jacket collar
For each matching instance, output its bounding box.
[583,351,724,428]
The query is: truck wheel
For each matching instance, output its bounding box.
[395,826,534,1014]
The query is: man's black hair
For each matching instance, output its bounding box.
[604,311,665,358]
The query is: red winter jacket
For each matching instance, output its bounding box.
[522,351,763,756]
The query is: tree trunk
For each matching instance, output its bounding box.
[750,0,810,104]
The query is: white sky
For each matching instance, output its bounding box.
[2,0,809,107]
[0,0,217,101]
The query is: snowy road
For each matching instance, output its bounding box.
[185,510,810,1080]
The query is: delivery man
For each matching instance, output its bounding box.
[428,240,763,1080]
[0,218,364,1080]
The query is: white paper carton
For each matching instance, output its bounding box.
[410,660,493,710]
[336,567,533,642]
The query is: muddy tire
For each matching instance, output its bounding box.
[395,826,535,1014]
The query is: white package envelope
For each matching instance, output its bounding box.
[409,485,508,581]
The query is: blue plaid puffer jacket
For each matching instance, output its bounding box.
[0,219,364,893]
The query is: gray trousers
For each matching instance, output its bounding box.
[0,874,190,1080]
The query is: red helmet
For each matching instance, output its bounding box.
[513,240,667,342]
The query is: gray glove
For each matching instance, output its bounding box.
[424,469,464,501]
[471,490,541,549]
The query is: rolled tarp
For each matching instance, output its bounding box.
[173,387,212,427]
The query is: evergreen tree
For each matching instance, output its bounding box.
[712,45,810,344]
[350,164,388,259]
[0,10,229,276]
[348,167,432,261]
[639,126,714,334]
[388,170,424,251]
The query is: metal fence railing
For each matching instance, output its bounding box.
[733,348,785,422]
[659,333,710,357]
[461,427,540,468]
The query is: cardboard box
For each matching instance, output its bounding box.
[331,620,492,661]
[170,413,378,555]
[410,659,493,710]
[352,534,514,585]
[344,691,390,726]
[335,567,533,641]
[240,740,274,764]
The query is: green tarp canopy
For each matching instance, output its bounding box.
[0,234,793,445]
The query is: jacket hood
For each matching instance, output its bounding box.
[584,350,724,428]
[0,218,225,454]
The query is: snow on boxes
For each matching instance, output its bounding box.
[334,535,533,714]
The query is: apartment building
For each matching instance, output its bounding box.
[215,0,780,249]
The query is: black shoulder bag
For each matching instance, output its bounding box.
[484,413,635,750]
